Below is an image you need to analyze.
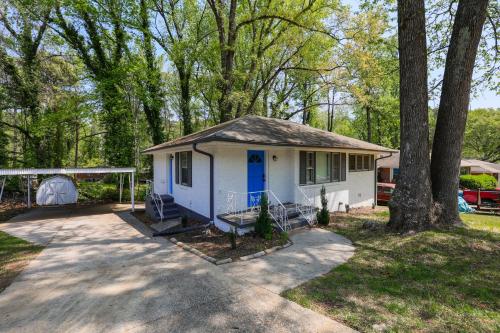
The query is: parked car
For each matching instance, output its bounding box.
[377,183,395,205]
[462,188,500,208]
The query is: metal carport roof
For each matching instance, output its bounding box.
[0,168,136,210]
[0,167,135,176]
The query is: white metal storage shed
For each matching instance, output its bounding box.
[0,168,136,210]
[36,175,78,206]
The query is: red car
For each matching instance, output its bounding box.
[377,183,395,205]
[462,189,500,207]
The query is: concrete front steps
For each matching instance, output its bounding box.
[145,194,181,222]
[273,203,317,231]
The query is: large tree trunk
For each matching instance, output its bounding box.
[209,0,237,123]
[140,0,165,145]
[74,120,79,167]
[100,81,134,167]
[430,0,489,225]
[388,0,432,232]
[366,105,372,143]
[178,64,193,135]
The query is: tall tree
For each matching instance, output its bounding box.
[206,0,338,123]
[52,0,134,166]
[463,108,500,163]
[430,0,489,225]
[150,0,208,135]
[388,0,432,232]
[137,0,165,144]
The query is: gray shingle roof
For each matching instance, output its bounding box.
[143,115,397,153]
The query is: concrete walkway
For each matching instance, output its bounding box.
[0,206,356,333]
[221,228,355,293]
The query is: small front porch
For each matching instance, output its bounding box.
[217,190,317,234]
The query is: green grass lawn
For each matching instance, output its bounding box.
[283,210,500,333]
[0,231,43,292]
[461,213,500,233]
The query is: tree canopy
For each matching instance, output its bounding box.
[0,0,497,174]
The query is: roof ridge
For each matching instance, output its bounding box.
[143,114,397,153]
[264,116,391,150]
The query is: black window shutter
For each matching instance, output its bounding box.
[341,153,346,181]
[370,155,375,170]
[299,151,306,185]
[175,152,180,184]
[329,153,334,182]
[312,152,316,184]
[187,151,192,186]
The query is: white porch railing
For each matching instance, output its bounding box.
[222,190,290,232]
[295,185,317,226]
[146,180,165,221]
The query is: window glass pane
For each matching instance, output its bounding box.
[181,152,188,168]
[306,152,315,184]
[180,151,190,185]
[356,155,363,170]
[349,155,355,171]
[316,152,330,183]
[363,155,369,170]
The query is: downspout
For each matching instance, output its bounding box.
[374,152,393,207]
[193,143,214,221]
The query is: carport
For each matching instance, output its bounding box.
[0,168,136,211]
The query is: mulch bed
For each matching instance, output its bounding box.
[131,210,201,229]
[132,210,158,226]
[173,226,288,260]
[0,200,29,223]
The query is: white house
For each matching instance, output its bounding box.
[143,115,396,234]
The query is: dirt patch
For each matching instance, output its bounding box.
[0,200,29,223]
[174,226,288,260]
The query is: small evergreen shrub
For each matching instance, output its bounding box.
[279,232,289,245]
[255,193,273,240]
[459,174,497,190]
[228,229,237,249]
[316,186,330,226]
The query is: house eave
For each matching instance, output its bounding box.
[143,138,397,154]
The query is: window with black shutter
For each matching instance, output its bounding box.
[299,151,346,185]
[340,153,346,181]
[175,151,192,187]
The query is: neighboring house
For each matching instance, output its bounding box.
[460,159,500,187]
[377,153,400,183]
[378,152,500,187]
[144,115,396,234]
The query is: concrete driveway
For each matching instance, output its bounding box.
[0,205,355,333]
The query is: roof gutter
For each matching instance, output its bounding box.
[193,143,214,222]
[374,152,394,206]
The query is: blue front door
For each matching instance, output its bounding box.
[247,150,266,206]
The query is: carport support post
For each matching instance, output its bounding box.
[119,174,123,203]
[27,176,31,209]
[130,172,135,212]
[0,177,6,202]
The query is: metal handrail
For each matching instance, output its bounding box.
[223,189,290,232]
[146,180,164,221]
[267,190,290,232]
[295,185,317,226]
